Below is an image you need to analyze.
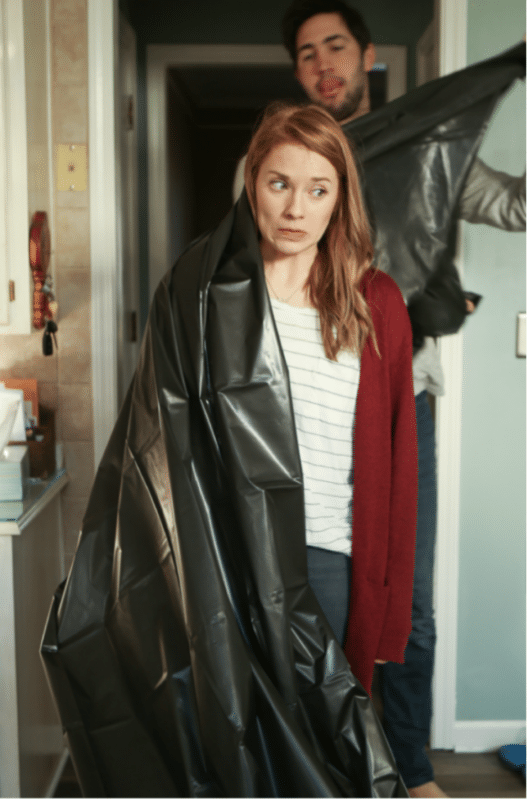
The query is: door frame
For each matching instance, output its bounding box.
[117,12,141,405]
[88,0,119,466]
[431,0,467,749]
[89,0,467,747]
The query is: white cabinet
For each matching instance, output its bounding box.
[0,471,68,797]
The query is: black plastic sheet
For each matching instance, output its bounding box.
[42,194,407,797]
[41,43,524,798]
[344,42,525,341]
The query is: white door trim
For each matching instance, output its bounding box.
[146,43,406,299]
[88,0,119,467]
[430,0,468,750]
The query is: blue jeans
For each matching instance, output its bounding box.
[380,390,437,788]
[307,546,351,646]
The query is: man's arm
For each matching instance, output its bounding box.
[408,157,525,346]
[459,157,526,230]
[406,260,468,350]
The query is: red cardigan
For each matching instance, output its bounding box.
[344,269,418,693]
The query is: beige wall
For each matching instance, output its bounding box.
[0,0,93,571]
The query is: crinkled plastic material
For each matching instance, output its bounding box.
[42,194,407,798]
[343,42,525,343]
[41,43,524,798]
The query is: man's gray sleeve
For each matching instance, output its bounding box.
[459,157,526,230]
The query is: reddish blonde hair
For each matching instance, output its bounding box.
[244,102,378,360]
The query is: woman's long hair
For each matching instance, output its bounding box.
[244,102,378,360]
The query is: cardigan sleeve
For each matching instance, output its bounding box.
[376,282,418,662]
[346,271,418,688]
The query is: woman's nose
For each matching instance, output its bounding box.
[284,191,305,218]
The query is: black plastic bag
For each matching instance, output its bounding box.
[344,42,525,338]
[42,194,406,798]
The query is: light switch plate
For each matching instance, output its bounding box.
[57,144,87,191]
[516,312,525,358]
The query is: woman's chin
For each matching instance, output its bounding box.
[260,238,318,262]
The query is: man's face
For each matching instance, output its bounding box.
[294,12,376,123]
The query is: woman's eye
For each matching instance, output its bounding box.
[330,45,344,52]
[312,187,327,198]
[271,180,287,190]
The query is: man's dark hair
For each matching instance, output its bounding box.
[282,0,372,62]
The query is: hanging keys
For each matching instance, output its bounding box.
[42,319,58,356]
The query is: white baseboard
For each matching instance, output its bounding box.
[454,720,526,752]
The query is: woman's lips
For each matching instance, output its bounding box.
[277,229,307,240]
[318,76,344,98]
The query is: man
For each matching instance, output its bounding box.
[287,1,375,123]
[277,1,526,798]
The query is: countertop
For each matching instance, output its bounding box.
[0,470,68,534]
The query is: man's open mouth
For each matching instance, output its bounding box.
[317,76,344,97]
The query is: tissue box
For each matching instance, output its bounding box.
[11,406,55,479]
[0,445,30,501]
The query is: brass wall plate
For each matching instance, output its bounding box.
[57,144,87,191]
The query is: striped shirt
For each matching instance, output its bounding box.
[271,298,360,555]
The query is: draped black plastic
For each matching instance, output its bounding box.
[343,42,525,341]
[42,196,407,798]
[41,44,523,798]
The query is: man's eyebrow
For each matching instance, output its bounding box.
[297,34,348,53]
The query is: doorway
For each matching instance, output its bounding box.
[147,43,406,297]
[164,61,394,254]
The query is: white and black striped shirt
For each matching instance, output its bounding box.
[271,298,360,555]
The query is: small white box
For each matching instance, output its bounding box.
[0,445,30,500]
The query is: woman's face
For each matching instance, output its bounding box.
[255,142,339,262]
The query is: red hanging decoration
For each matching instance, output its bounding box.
[29,211,54,330]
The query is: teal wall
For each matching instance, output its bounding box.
[457,1,526,720]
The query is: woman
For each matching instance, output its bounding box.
[42,104,416,798]
[244,103,417,685]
